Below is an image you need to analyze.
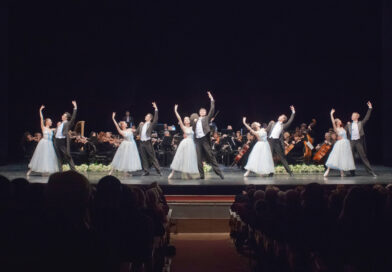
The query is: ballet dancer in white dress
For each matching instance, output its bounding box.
[168,104,199,179]
[242,117,275,177]
[324,109,356,177]
[109,112,142,175]
[27,105,59,176]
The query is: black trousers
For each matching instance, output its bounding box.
[350,138,373,173]
[54,138,76,171]
[140,140,160,173]
[195,136,222,177]
[268,138,292,174]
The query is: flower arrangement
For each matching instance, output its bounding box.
[203,162,212,173]
[274,164,325,174]
[62,163,324,174]
[62,163,113,172]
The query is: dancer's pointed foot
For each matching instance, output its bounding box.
[323,169,330,177]
[168,171,174,179]
[244,170,250,177]
[26,170,32,177]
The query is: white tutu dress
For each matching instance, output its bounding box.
[245,129,275,174]
[111,131,142,172]
[170,127,199,174]
[325,128,356,171]
[28,129,59,173]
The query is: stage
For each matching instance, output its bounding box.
[1,164,391,195]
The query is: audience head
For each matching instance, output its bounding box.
[301,183,325,211]
[96,175,123,209]
[46,171,91,229]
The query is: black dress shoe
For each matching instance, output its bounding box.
[218,173,224,180]
[200,175,205,180]
[289,172,294,177]
[142,171,150,176]
[268,173,274,177]
[349,170,356,177]
[157,172,162,176]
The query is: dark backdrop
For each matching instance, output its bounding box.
[5,2,389,164]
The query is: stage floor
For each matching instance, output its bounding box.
[1,164,391,186]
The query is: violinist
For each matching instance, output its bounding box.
[286,132,305,164]
[234,130,243,147]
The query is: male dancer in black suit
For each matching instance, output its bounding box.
[191,92,224,179]
[346,101,377,177]
[54,101,77,172]
[136,102,161,176]
[266,105,296,176]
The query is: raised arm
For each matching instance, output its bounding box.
[330,109,337,132]
[283,105,295,130]
[39,105,45,131]
[112,112,125,136]
[174,104,185,131]
[152,102,158,125]
[242,117,259,138]
[207,91,215,121]
[69,101,77,126]
[362,101,373,126]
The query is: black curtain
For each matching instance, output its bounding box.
[383,0,392,166]
[0,8,8,165]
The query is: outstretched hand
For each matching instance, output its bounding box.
[242,117,247,124]
[330,108,335,115]
[152,102,158,110]
[112,112,116,119]
[72,101,77,109]
[290,105,295,112]
[40,105,45,111]
[174,104,178,111]
[367,101,373,109]
[207,91,214,101]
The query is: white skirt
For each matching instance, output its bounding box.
[245,141,275,174]
[170,138,199,174]
[111,140,142,172]
[325,139,356,171]
[28,139,59,173]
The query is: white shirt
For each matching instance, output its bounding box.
[269,121,283,139]
[196,117,205,138]
[141,122,150,141]
[351,121,360,140]
[56,122,66,139]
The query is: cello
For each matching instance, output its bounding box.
[313,142,332,163]
[303,119,316,162]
